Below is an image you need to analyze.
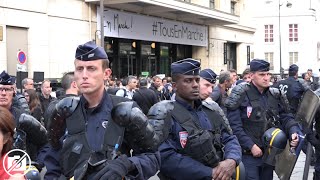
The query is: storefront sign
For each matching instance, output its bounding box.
[100,9,208,47]
[141,71,149,76]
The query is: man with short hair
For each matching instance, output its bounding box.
[229,69,238,88]
[39,80,55,115]
[159,60,241,180]
[115,76,137,99]
[211,71,232,113]
[61,72,79,97]
[273,64,307,114]
[22,78,34,91]
[226,59,301,180]
[241,68,251,84]
[0,71,47,175]
[132,78,158,114]
[150,75,167,100]
[45,41,164,179]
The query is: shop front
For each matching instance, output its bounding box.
[99,8,207,78]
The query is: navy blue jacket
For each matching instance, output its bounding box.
[44,91,160,180]
[227,83,301,151]
[273,76,306,113]
[159,97,241,180]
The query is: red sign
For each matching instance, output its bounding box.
[17,51,27,64]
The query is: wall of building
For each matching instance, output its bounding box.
[252,0,320,74]
[0,0,96,79]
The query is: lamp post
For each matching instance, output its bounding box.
[279,0,292,78]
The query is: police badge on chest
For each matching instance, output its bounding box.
[179,131,188,148]
[247,106,252,118]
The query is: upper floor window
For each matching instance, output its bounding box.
[210,0,215,9]
[289,24,298,42]
[265,52,274,70]
[289,52,298,65]
[231,1,236,14]
[265,25,274,42]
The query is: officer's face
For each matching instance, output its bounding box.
[251,71,271,89]
[199,78,213,100]
[0,85,14,109]
[174,75,200,102]
[74,59,111,95]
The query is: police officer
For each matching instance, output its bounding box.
[159,60,242,180]
[45,41,166,180]
[226,59,301,180]
[0,71,46,178]
[273,64,307,114]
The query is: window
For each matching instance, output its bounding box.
[231,2,236,14]
[289,52,298,65]
[264,25,274,42]
[265,52,274,70]
[289,24,298,42]
[182,0,191,2]
[210,0,215,9]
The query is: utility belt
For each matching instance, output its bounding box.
[179,129,223,167]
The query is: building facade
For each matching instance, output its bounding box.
[0,0,255,82]
[251,0,320,75]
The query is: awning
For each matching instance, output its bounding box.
[85,0,239,26]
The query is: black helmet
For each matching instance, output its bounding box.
[262,127,287,166]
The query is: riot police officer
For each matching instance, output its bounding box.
[159,60,242,180]
[45,41,168,180]
[0,71,47,179]
[273,64,307,114]
[225,59,301,180]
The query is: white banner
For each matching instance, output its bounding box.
[100,8,208,47]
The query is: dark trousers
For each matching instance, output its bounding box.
[242,154,274,180]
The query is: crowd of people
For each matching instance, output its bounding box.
[1,40,320,180]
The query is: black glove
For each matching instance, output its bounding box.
[92,155,134,180]
[306,131,320,148]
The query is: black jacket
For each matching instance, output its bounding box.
[133,87,159,114]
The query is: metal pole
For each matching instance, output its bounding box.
[100,0,105,49]
[279,0,283,78]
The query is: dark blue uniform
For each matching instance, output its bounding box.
[227,83,300,180]
[44,91,160,180]
[159,97,241,180]
[273,76,306,113]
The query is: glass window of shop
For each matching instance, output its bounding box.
[104,37,192,78]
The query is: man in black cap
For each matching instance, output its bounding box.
[0,70,47,177]
[159,60,242,180]
[225,59,302,179]
[273,64,308,114]
[199,68,217,101]
[45,41,170,179]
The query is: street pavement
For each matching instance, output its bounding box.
[274,152,314,180]
[149,152,315,180]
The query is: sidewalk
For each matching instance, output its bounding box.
[274,152,314,180]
